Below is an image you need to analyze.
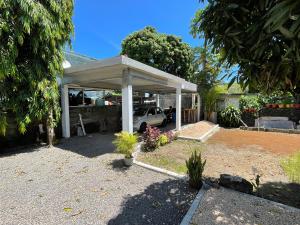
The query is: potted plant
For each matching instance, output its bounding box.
[113,131,137,166]
[186,150,206,190]
[295,104,300,109]
[204,86,222,123]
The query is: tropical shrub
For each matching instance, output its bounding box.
[218,105,241,128]
[142,126,161,152]
[239,95,260,112]
[158,134,168,146]
[164,131,176,143]
[113,131,137,158]
[204,86,223,118]
[186,150,206,189]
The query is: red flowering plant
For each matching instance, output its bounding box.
[142,125,161,152]
[164,131,176,143]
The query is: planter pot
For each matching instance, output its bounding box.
[204,112,217,123]
[124,157,134,167]
[278,104,284,108]
[270,104,277,108]
[265,104,272,108]
[294,104,300,109]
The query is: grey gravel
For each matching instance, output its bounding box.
[0,133,196,225]
[190,187,300,225]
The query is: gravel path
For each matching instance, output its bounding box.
[0,134,196,225]
[190,187,300,225]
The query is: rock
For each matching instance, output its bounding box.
[204,177,220,189]
[219,174,253,194]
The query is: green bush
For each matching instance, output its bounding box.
[113,131,138,158]
[186,150,206,189]
[281,152,300,183]
[158,134,168,146]
[239,95,260,111]
[218,105,241,128]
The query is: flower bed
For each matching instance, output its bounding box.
[142,125,176,152]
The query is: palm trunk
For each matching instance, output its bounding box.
[202,38,207,72]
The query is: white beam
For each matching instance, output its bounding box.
[122,69,133,133]
[156,94,160,107]
[176,86,182,131]
[197,93,201,121]
[61,85,70,138]
[192,94,196,109]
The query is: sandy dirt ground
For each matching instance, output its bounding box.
[207,128,300,155]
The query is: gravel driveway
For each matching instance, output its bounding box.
[191,187,300,225]
[0,134,196,225]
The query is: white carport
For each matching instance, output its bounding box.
[61,55,199,138]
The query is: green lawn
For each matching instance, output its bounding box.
[137,140,204,174]
[281,152,300,183]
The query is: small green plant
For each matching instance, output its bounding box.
[281,152,300,183]
[218,105,241,128]
[186,150,206,189]
[113,131,137,158]
[158,134,168,146]
[239,95,260,112]
[0,113,8,136]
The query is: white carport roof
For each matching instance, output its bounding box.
[63,55,197,93]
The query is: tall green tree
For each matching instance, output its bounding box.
[121,26,194,79]
[0,0,74,145]
[192,0,300,102]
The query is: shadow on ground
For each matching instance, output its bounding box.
[57,133,116,158]
[0,143,46,158]
[258,181,300,208]
[108,159,131,172]
[108,179,197,225]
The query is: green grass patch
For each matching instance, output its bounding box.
[138,140,204,175]
[281,151,300,183]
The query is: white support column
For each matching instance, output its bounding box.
[176,85,182,131]
[61,84,70,138]
[197,93,201,121]
[122,69,133,133]
[155,94,160,107]
[192,94,196,109]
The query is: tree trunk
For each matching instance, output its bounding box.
[46,109,55,147]
[202,38,207,72]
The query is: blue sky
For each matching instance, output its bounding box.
[70,0,206,59]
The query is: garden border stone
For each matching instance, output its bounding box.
[178,124,220,142]
[180,183,208,225]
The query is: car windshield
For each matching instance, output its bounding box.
[134,107,147,116]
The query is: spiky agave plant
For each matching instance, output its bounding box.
[186,150,206,189]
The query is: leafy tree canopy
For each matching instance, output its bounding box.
[192,0,300,100]
[0,0,74,137]
[191,46,231,95]
[121,26,194,79]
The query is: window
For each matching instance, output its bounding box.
[156,108,163,114]
[148,107,156,116]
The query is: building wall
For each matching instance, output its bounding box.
[69,105,121,135]
[217,95,242,110]
[159,94,192,110]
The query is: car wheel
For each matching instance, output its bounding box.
[139,122,147,133]
[161,119,167,127]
